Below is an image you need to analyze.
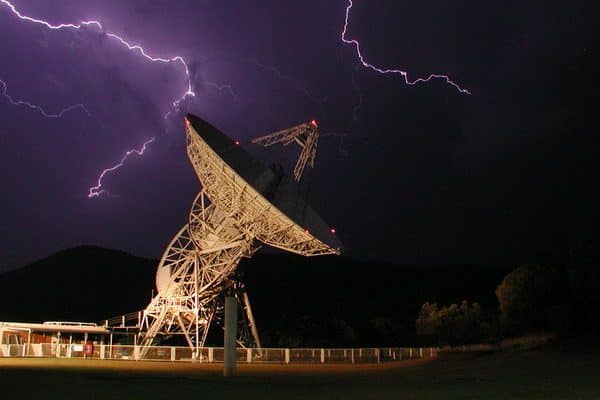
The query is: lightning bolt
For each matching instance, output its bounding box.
[0,0,195,106]
[205,81,238,100]
[0,0,200,197]
[350,64,364,121]
[251,59,328,104]
[341,0,470,95]
[322,131,349,158]
[88,137,155,198]
[1,78,89,118]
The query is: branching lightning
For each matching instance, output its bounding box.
[251,59,327,104]
[341,0,470,95]
[321,131,349,158]
[2,0,471,200]
[0,0,195,106]
[350,64,364,121]
[0,0,200,197]
[1,78,89,118]
[88,137,155,198]
[205,81,238,100]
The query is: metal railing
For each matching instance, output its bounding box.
[42,321,98,327]
[0,343,437,364]
[102,311,143,329]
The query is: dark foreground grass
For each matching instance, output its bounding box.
[1,350,599,399]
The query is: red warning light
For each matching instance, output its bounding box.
[330,228,336,234]
[310,119,318,127]
[185,118,190,125]
[304,229,310,234]
[235,140,240,145]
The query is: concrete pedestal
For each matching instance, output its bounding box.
[223,296,237,377]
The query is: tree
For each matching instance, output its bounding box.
[275,316,357,347]
[369,317,410,346]
[416,302,441,345]
[416,300,487,345]
[568,237,600,332]
[495,264,565,334]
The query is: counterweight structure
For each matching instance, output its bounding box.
[138,115,341,355]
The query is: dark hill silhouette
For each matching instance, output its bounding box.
[0,246,510,346]
[0,246,155,323]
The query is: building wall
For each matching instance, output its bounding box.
[1,330,99,344]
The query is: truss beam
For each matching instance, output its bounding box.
[251,120,319,182]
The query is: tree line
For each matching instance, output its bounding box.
[416,236,600,346]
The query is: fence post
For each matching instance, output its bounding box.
[134,345,139,361]
[171,347,176,362]
[247,348,252,363]
[284,348,290,364]
[320,348,325,364]
[26,330,31,357]
[56,332,61,358]
[351,348,354,364]
[376,348,380,364]
[100,344,105,360]
[409,348,413,358]
[420,348,423,358]
[208,347,214,363]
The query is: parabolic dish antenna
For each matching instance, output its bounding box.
[139,114,342,354]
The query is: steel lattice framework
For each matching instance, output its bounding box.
[138,117,340,356]
[251,120,319,181]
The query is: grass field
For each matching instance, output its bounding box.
[1,350,599,399]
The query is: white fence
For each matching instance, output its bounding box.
[0,344,437,364]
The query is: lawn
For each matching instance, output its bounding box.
[1,350,599,399]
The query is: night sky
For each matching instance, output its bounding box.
[1,0,598,271]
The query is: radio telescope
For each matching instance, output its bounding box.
[138,114,342,354]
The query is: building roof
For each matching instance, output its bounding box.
[0,321,110,334]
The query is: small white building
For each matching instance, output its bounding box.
[0,321,110,357]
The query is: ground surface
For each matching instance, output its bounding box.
[1,350,599,399]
